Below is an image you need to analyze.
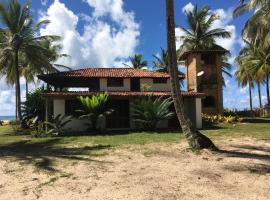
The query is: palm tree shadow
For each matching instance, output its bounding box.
[0,139,111,172]
[218,144,270,174]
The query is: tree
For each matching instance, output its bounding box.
[126,54,148,69]
[234,0,270,41]
[0,0,58,120]
[153,48,169,72]
[132,97,174,130]
[166,0,217,150]
[77,93,114,131]
[178,5,231,51]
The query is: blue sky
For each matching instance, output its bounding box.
[0,0,266,116]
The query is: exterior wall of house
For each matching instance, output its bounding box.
[51,96,202,132]
[140,78,171,92]
[100,78,130,91]
[53,99,65,116]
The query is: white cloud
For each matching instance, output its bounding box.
[182,2,194,13]
[40,0,140,68]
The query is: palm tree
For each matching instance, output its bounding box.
[153,48,169,72]
[125,54,148,69]
[0,0,59,120]
[178,5,231,51]
[221,54,232,87]
[235,65,254,111]
[166,0,217,150]
[234,0,270,41]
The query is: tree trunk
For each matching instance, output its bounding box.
[257,82,262,108]
[25,77,29,97]
[266,75,270,106]
[249,81,253,111]
[166,0,217,150]
[14,50,22,121]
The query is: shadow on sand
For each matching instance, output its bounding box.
[218,144,270,174]
[0,139,111,172]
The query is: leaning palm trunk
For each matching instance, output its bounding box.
[249,81,253,112]
[15,50,22,120]
[166,0,216,150]
[266,75,270,106]
[257,82,262,108]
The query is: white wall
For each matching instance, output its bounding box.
[53,99,65,116]
[140,78,171,92]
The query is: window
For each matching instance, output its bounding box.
[201,53,215,65]
[153,78,168,84]
[107,78,124,87]
[203,96,216,108]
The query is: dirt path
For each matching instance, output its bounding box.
[0,137,270,200]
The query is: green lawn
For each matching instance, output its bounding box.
[0,118,269,172]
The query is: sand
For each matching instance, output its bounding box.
[0,137,269,200]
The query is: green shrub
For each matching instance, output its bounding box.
[22,87,46,126]
[77,93,113,131]
[132,97,174,130]
[46,114,73,136]
[27,117,47,138]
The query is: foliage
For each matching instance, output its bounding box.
[178,5,231,51]
[0,120,3,126]
[77,93,114,131]
[153,48,169,72]
[202,114,243,124]
[27,117,47,138]
[125,54,148,69]
[132,97,174,130]
[22,87,46,126]
[0,0,61,120]
[46,114,73,136]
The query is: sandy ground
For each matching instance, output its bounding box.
[0,137,270,200]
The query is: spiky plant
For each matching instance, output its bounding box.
[132,97,174,130]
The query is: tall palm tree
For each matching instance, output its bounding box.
[221,54,233,87]
[178,5,231,51]
[234,0,270,41]
[235,65,254,111]
[153,48,169,72]
[166,0,217,150]
[126,54,148,69]
[0,0,59,120]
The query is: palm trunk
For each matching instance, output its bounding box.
[166,0,216,150]
[14,50,22,121]
[25,77,29,97]
[266,75,270,106]
[249,81,253,111]
[257,82,262,108]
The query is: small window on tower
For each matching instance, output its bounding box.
[203,96,216,108]
[201,53,215,65]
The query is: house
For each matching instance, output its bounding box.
[180,47,228,115]
[38,68,204,131]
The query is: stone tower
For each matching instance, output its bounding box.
[180,49,227,115]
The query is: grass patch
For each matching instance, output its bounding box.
[0,118,269,172]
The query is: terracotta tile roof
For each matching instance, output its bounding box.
[41,91,205,98]
[38,68,185,79]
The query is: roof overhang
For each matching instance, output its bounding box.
[41,91,205,99]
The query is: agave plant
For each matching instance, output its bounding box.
[77,93,114,131]
[46,114,73,136]
[132,97,174,130]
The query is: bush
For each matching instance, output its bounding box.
[132,97,174,130]
[22,87,46,127]
[202,114,243,124]
[46,114,73,136]
[27,117,47,138]
[0,120,3,126]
